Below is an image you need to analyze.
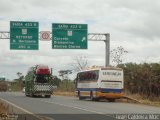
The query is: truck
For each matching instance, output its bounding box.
[25,65,54,98]
[0,81,7,92]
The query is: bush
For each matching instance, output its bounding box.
[118,63,160,100]
[56,79,75,92]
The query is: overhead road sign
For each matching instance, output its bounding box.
[0,77,5,81]
[10,21,39,50]
[52,23,88,49]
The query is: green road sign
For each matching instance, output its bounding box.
[10,21,39,50]
[0,77,5,81]
[52,23,88,49]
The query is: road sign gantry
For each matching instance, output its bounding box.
[0,31,110,66]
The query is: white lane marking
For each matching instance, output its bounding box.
[40,99,116,119]
[0,98,33,114]
[0,98,54,120]
[41,100,103,114]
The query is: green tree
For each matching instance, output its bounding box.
[16,72,24,90]
[118,63,160,100]
[57,79,75,92]
[52,76,61,87]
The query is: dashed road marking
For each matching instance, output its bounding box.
[40,99,116,119]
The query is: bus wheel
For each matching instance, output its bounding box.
[90,91,95,101]
[79,96,84,100]
[78,91,84,100]
[108,99,115,102]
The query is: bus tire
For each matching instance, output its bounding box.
[78,91,84,100]
[90,91,96,101]
[108,99,115,102]
[79,96,84,100]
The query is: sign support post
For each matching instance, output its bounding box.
[104,34,110,67]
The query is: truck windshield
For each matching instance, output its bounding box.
[36,74,49,83]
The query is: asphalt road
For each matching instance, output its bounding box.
[0,92,160,120]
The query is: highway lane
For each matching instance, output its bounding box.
[0,92,160,120]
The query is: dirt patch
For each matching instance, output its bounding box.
[54,92,160,107]
[54,91,75,97]
[115,93,160,107]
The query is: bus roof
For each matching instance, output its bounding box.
[79,66,123,73]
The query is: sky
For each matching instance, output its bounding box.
[0,0,160,80]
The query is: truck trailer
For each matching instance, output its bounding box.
[25,65,54,98]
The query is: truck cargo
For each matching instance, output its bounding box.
[25,65,54,98]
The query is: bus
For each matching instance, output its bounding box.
[75,67,124,102]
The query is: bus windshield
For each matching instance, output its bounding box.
[78,70,99,82]
[36,74,49,83]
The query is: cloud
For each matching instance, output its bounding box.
[0,0,160,80]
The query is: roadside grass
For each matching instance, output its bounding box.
[123,93,160,107]
[0,101,9,118]
[54,91,75,97]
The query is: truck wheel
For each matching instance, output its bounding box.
[25,94,29,97]
[30,92,35,97]
[45,95,51,98]
[37,95,42,98]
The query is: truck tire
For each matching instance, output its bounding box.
[45,95,51,98]
[30,92,35,97]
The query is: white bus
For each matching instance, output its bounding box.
[75,67,124,102]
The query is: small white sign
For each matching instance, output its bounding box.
[40,31,51,41]
[67,31,72,36]
[22,29,27,34]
